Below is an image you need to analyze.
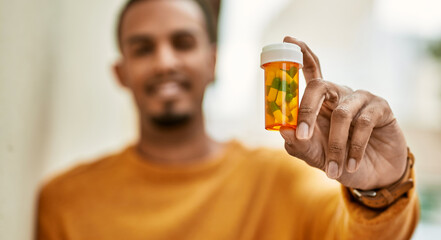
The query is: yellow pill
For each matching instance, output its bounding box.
[265,71,276,86]
[289,97,298,110]
[267,88,278,102]
[276,69,293,84]
[291,108,298,123]
[276,91,286,106]
[273,110,283,123]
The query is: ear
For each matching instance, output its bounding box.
[113,60,129,88]
[211,43,217,68]
[208,44,217,84]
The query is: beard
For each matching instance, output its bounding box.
[151,112,191,128]
[150,101,192,128]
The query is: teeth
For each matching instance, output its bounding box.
[156,82,181,97]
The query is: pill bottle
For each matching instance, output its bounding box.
[260,43,303,131]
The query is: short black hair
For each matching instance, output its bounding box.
[116,0,217,51]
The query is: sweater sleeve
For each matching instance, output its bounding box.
[35,183,65,240]
[336,169,419,240]
[286,159,420,240]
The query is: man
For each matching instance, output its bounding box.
[36,0,419,239]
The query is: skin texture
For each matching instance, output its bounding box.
[280,37,408,190]
[114,0,222,165]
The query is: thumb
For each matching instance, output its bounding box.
[280,127,323,170]
[280,127,296,145]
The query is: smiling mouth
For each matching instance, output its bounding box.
[145,75,191,96]
[155,81,184,98]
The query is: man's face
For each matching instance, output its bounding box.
[116,0,216,128]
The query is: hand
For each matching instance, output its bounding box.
[280,37,408,190]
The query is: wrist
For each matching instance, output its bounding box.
[348,147,415,209]
[377,148,409,189]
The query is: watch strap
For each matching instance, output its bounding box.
[348,148,415,209]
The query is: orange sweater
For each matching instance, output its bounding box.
[36,141,419,240]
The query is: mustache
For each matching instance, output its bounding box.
[144,72,191,94]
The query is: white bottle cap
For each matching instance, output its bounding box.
[260,42,303,68]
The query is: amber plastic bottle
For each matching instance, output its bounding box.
[260,43,303,131]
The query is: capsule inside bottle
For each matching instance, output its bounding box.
[263,61,299,131]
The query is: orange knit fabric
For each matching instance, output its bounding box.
[36,141,419,240]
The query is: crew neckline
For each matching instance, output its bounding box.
[123,140,242,176]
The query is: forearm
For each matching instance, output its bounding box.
[294,169,419,240]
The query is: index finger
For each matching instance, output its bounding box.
[283,36,323,83]
[296,79,331,140]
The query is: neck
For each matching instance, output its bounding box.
[136,113,220,165]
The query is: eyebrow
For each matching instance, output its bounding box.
[171,29,198,39]
[126,35,153,46]
[125,29,200,45]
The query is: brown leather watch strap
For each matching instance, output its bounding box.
[348,148,415,209]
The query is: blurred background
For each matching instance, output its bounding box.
[1,0,440,239]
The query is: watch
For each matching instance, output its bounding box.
[348,148,415,209]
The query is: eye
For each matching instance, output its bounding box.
[132,43,154,57]
[172,33,196,51]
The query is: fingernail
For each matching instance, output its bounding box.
[296,122,309,140]
[348,158,357,172]
[327,161,339,179]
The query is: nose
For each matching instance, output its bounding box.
[153,43,179,75]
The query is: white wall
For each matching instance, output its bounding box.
[0,0,133,239]
[41,0,137,177]
[1,0,54,239]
